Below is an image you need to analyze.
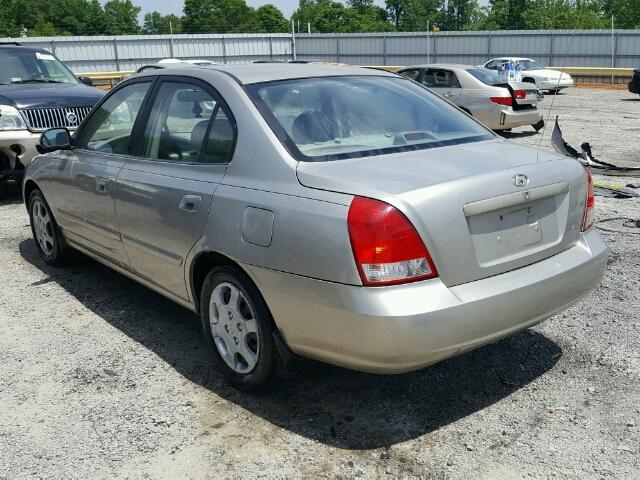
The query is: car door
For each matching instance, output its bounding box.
[422,68,463,103]
[114,77,236,301]
[49,79,153,266]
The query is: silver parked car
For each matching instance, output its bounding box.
[24,64,607,390]
[397,64,544,132]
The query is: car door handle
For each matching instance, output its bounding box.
[96,176,109,194]
[443,92,455,98]
[178,195,201,213]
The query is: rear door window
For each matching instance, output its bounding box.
[423,69,461,88]
[140,81,235,164]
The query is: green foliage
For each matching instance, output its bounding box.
[142,12,182,34]
[255,4,290,32]
[0,0,635,38]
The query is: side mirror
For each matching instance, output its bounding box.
[38,127,72,153]
[78,76,94,86]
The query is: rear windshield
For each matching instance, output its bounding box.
[247,76,493,162]
[466,68,503,85]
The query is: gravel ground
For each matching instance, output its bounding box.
[1,88,639,479]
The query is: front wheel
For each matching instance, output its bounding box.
[200,265,278,391]
[28,189,71,266]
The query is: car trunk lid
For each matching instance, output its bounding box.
[297,139,587,287]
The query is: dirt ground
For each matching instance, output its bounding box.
[1,88,639,479]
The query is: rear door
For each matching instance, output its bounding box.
[48,79,152,266]
[422,68,463,103]
[114,77,236,301]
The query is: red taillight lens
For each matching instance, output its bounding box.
[514,89,527,100]
[582,166,595,231]
[347,196,438,286]
[490,96,513,106]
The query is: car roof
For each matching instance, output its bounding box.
[0,44,51,55]
[137,63,399,85]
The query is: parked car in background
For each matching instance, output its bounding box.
[482,57,574,93]
[24,64,607,390]
[0,44,104,181]
[158,58,218,67]
[398,64,544,132]
[629,68,640,95]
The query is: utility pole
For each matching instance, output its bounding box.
[291,19,296,61]
[427,20,430,64]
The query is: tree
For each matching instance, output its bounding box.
[348,0,375,13]
[183,0,259,33]
[103,0,141,35]
[255,4,289,32]
[387,0,441,31]
[142,12,183,34]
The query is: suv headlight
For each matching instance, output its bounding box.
[0,105,26,130]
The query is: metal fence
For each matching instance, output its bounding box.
[2,29,639,72]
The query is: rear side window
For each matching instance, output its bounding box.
[399,69,421,81]
[141,81,235,164]
[423,69,461,88]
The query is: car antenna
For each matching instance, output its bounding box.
[536,14,583,162]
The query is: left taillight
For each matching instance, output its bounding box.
[582,166,595,231]
[347,196,438,286]
[514,89,527,100]
[489,96,513,106]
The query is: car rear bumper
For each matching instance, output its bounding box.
[538,78,574,90]
[477,108,542,130]
[0,130,41,175]
[244,228,607,374]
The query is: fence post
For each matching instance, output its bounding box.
[549,31,554,66]
[169,35,175,59]
[433,33,437,63]
[49,39,56,56]
[336,36,340,63]
[487,31,491,60]
[113,37,120,71]
[382,34,387,65]
[269,36,273,60]
[221,35,227,64]
[291,21,296,61]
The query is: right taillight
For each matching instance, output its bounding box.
[582,166,595,231]
[490,96,513,106]
[347,196,438,286]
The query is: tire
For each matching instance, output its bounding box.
[200,265,278,391]
[28,189,71,266]
[532,119,545,132]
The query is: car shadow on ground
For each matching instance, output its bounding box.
[0,182,23,206]
[19,239,561,450]
[620,97,640,102]
[497,130,539,139]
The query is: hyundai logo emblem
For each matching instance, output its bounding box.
[65,111,78,125]
[513,174,529,187]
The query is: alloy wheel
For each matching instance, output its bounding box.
[32,199,55,256]
[209,282,260,374]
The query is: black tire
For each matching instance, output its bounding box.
[200,265,278,391]
[28,189,71,266]
[532,119,545,132]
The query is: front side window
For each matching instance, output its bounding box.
[141,81,235,163]
[0,50,78,85]
[248,76,492,162]
[76,81,151,154]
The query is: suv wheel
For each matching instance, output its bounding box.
[28,189,71,265]
[200,265,277,391]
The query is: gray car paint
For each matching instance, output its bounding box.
[24,64,607,374]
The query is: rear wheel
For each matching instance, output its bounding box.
[200,265,278,391]
[28,189,71,266]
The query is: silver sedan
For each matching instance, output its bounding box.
[398,64,545,131]
[24,64,607,390]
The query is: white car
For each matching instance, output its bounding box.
[482,58,574,93]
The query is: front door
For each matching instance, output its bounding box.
[115,78,236,301]
[49,80,152,266]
